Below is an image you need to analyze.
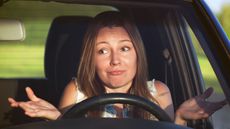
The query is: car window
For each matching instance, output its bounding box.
[187,22,230,129]
[0,1,115,78]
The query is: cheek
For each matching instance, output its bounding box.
[95,62,104,71]
[95,56,107,73]
[130,57,137,74]
[125,53,137,75]
[130,52,137,69]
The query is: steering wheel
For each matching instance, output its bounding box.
[61,93,172,122]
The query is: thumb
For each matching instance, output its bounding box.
[25,87,40,101]
[200,87,214,99]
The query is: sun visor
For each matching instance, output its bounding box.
[0,19,25,41]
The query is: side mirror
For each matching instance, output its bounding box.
[0,19,25,41]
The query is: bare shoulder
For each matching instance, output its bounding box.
[154,80,170,96]
[65,79,78,91]
[59,79,78,109]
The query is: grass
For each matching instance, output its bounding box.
[197,54,223,93]
[0,44,44,78]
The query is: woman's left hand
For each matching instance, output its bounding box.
[175,87,227,125]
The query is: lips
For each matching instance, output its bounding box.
[108,70,125,76]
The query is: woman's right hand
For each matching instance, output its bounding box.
[8,87,61,120]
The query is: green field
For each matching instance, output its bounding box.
[0,44,44,78]
[197,54,223,93]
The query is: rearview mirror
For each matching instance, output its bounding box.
[0,19,25,41]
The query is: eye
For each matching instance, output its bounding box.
[98,48,109,54]
[121,46,130,52]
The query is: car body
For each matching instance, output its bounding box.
[0,0,229,129]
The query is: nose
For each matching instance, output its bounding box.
[110,51,121,66]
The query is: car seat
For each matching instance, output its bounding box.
[44,16,93,105]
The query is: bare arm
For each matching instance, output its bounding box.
[153,81,174,120]
[153,81,186,125]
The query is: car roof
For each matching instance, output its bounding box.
[0,0,191,6]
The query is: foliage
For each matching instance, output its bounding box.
[219,5,230,38]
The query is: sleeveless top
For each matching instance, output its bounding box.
[72,78,158,118]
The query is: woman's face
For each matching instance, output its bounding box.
[95,27,137,93]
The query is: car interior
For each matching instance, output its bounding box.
[1,1,222,129]
[2,8,175,119]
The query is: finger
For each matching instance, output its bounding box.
[199,87,213,99]
[216,99,228,107]
[189,110,209,120]
[198,111,209,119]
[18,102,37,112]
[8,98,19,107]
[205,100,227,114]
[181,110,205,120]
[8,97,16,104]
[26,87,40,101]
[211,100,227,109]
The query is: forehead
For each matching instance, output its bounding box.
[98,26,129,36]
[96,27,131,42]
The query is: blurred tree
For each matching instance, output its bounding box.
[219,5,230,38]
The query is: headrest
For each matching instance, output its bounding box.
[44,16,93,95]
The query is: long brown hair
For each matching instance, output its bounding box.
[77,11,157,119]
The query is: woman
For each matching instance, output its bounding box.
[8,11,226,126]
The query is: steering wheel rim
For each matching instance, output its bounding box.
[61,93,172,122]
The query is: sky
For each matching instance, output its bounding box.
[204,0,230,13]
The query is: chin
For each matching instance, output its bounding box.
[109,81,131,88]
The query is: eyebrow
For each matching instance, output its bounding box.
[96,39,132,45]
[96,41,108,45]
[119,39,132,43]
